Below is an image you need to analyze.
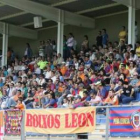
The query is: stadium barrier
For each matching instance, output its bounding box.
[1,105,140,140]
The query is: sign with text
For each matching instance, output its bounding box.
[110,106,140,137]
[25,107,96,134]
[5,110,23,135]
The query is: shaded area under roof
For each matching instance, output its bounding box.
[82,5,127,18]
[56,0,116,12]
[1,13,40,25]
[0,5,22,18]
[31,0,65,5]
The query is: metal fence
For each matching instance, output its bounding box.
[4,105,140,140]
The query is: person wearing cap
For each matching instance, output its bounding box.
[67,94,74,106]
[119,81,135,104]
[95,81,108,100]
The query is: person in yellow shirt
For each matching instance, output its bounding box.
[37,58,48,70]
[136,41,140,57]
[119,26,127,43]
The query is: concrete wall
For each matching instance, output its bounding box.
[0,10,140,58]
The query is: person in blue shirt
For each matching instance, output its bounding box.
[84,55,92,68]
[43,92,57,108]
[102,29,109,47]
[0,79,4,87]
[3,66,8,77]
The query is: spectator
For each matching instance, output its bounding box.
[135,21,138,42]
[96,31,102,47]
[119,81,135,104]
[118,26,127,43]
[39,41,45,57]
[103,89,119,106]
[24,43,32,58]
[66,33,75,58]
[102,29,109,48]
[81,35,89,51]
[43,92,57,108]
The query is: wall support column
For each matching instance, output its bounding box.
[57,10,64,56]
[2,23,8,67]
[128,0,135,49]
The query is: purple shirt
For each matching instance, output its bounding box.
[73,102,84,108]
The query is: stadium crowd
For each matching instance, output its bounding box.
[0,27,140,112]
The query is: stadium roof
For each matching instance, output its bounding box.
[0,0,129,31]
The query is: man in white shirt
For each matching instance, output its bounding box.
[66,33,75,48]
[8,83,16,97]
[51,71,57,83]
[44,66,52,79]
[66,33,75,58]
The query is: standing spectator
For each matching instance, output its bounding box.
[66,33,75,58]
[102,29,109,48]
[135,21,138,42]
[119,40,126,55]
[96,31,102,47]
[81,35,89,51]
[118,26,127,43]
[45,40,53,59]
[63,35,67,61]
[24,43,32,58]
[7,47,12,63]
[39,41,45,57]
[136,41,140,58]
[52,40,56,52]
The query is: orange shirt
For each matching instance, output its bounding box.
[60,66,67,76]
[58,86,64,93]
[13,94,22,102]
[123,69,130,77]
[16,103,25,110]
[79,73,85,81]
[104,96,119,106]
[34,92,40,102]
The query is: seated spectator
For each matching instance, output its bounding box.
[15,99,25,110]
[70,95,84,109]
[6,89,22,108]
[87,92,101,106]
[43,92,57,108]
[0,89,9,109]
[103,90,119,106]
[119,81,135,104]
